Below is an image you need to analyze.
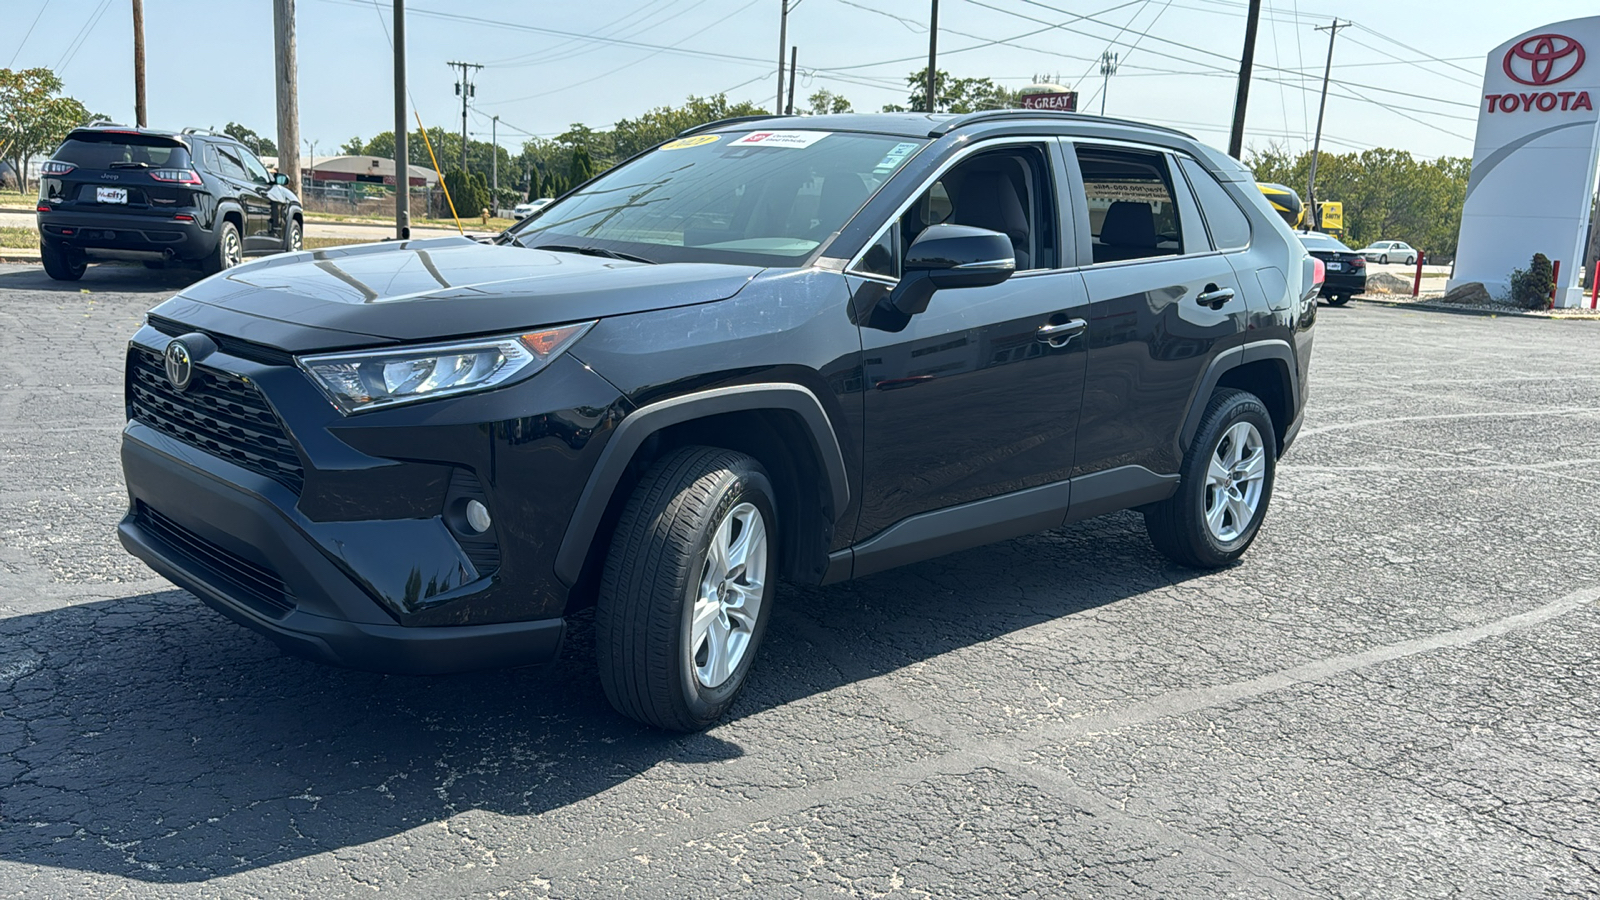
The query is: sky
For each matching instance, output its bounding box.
[6,0,1599,163]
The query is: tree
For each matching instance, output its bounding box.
[0,67,91,194]
[442,168,490,218]
[807,89,853,115]
[882,68,1019,114]
[223,122,276,156]
[608,94,766,160]
[339,135,366,155]
[568,145,594,186]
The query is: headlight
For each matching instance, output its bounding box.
[297,322,594,414]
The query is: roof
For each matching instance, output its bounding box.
[686,110,1194,141]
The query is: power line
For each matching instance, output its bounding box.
[56,0,114,73]
[7,0,51,68]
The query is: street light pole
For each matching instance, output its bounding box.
[394,0,409,239]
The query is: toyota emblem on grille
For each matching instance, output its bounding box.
[164,340,194,391]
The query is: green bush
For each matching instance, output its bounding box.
[1508,253,1554,309]
[442,168,491,218]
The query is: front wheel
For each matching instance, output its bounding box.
[597,446,778,731]
[1145,388,1277,568]
[39,241,86,281]
[284,216,303,253]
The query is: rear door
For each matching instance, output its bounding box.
[1066,142,1249,480]
[38,131,195,221]
[851,138,1090,546]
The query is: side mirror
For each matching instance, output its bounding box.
[888,224,1015,317]
[274,172,289,185]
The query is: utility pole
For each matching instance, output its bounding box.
[1226,0,1262,159]
[1306,19,1349,231]
[273,0,300,196]
[775,0,789,115]
[926,0,939,113]
[491,114,499,209]
[131,0,146,127]
[304,138,317,198]
[785,47,798,115]
[447,61,482,173]
[394,0,409,239]
[1099,52,1118,116]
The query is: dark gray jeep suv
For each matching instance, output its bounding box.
[118,111,1320,730]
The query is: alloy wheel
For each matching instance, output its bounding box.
[1203,421,1266,543]
[689,501,768,689]
[223,229,243,268]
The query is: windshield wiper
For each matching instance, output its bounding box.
[527,243,656,265]
[108,162,151,169]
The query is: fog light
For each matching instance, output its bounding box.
[465,500,492,534]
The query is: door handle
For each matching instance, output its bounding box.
[1197,284,1235,308]
[1036,318,1087,346]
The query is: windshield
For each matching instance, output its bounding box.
[511,130,926,266]
[54,133,191,169]
[1298,233,1352,252]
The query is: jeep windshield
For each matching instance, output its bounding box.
[510,130,926,267]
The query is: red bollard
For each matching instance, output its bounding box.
[1412,251,1424,298]
[1550,260,1561,308]
[1592,270,1599,309]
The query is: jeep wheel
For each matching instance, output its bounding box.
[597,446,777,731]
[1145,388,1277,568]
[285,216,303,253]
[202,220,243,275]
[39,241,86,281]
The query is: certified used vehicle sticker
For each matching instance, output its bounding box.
[731,130,831,149]
[660,134,721,151]
[874,142,921,173]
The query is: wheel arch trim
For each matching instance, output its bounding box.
[553,382,850,587]
[1180,340,1298,453]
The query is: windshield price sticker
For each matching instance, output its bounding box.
[660,134,721,151]
[874,142,921,173]
[731,130,831,149]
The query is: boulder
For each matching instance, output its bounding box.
[1439,282,1493,306]
[1364,272,1413,294]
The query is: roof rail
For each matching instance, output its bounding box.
[675,113,790,139]
[928,109,1193,139]
[85,119,126,127]
[181,127,224,137]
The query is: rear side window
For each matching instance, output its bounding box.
[1074,146,1183,264]
[1178,157,1251,251]
[53,133,190,169]
[214,146,249,180]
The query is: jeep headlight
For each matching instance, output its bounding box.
[298,322,594,414]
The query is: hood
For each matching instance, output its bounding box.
[150,237,763,352]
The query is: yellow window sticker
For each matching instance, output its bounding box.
[660,135,721,151]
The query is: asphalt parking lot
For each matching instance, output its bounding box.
[1,262,1598,898]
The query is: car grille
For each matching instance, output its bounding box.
[135,503,296,618]
[128,346,305,493]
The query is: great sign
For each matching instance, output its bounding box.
[1450,17,1600,308]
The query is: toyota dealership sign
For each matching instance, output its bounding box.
[1451,17,1600,307]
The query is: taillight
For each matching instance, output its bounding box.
[40,160,75,176]
[1312,257,1326,285]
[36,205,50,213]
[1350,257,1365,269]
[150,169,202,184]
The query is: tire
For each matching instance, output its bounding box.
[1379,254,1389,265]
[284,216,303,253]
[201,219,243,275]
[597,446,778,731]
[1144,388,1277,569]
[40,241,86,281]
[1328,295,1351,307]
[1405,255,1415,266]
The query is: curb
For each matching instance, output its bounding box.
[1355,295,1600,320]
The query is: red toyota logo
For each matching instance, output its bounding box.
[1504,33,1586,86]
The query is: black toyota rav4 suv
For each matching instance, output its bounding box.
[36,125,302,280]
[119,112,1319,730]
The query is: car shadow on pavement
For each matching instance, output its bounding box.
[0,513,1195,882]
[0,263,203,292]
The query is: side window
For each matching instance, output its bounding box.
[854,143,1057,279]
[1178,156,1251,251]
[241,150,272,185]
[215,146,248,180]
[201,143,221,175]
[1074,146,1184,264]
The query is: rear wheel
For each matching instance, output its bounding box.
[201,220,243,275]
[1145,388,1277,568]
[597,446,778,731]
[1379,254,1389,265]
[1328,294,1351,306]
[1405,255,1415,266]
[39,241,86,281]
